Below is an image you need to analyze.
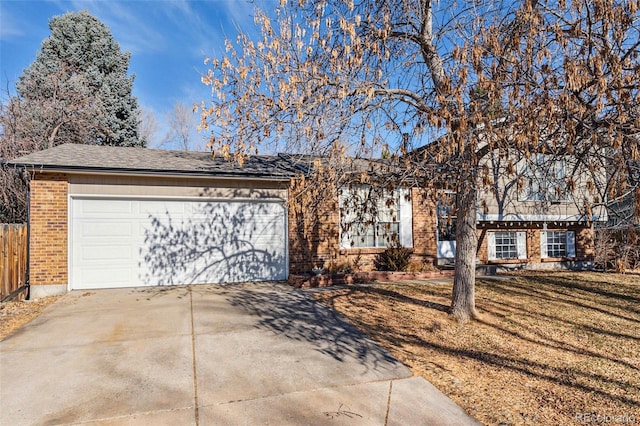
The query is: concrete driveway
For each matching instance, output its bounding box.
[0,282,478,425]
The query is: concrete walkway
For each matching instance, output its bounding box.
[1,283,479,425]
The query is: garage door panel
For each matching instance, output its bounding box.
[250,235,285,247]
[78,221,133,238]
[71,198,287,289]
[77,267,139,287]
[168,249,286,285]
[138,200,187,217]
[77,199,134,215]
[77,244,134,261]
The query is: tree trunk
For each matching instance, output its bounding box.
[451,175,479,322]
[48,122,63,149]
[416,0,479,321]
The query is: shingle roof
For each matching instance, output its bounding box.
[278,153,405,175]
[8,144,298,180]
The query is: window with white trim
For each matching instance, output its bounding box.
[488,231,527,260]
[339,185,412,249]
[540,230,576,258]
[521,154,569,202]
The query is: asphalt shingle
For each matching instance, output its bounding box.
[7,144,297,179]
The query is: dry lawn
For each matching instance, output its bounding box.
[314,272,640,425]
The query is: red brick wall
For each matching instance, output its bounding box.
[411,188,437,261]
[477,228,489,262]
[288,191,339,273]
[29,173,68,286]
[575,226,594,259]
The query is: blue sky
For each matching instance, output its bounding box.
[0,0,275,149]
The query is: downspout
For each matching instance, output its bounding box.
[19,166,31,300]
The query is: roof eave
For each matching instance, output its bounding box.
[8,163,294,181]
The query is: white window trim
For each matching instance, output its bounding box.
[488,232,496,260]
[398,188,413,248]
[567,231,576,257]
[517,232,527,259]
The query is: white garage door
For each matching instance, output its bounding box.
[70,197,287,289]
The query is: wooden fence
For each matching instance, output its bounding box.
[1,224,28,301]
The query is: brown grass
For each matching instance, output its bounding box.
[314,272,640,425]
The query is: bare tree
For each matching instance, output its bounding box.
[4,68,106,152]
[138,107,159,148]
[0,107,28,223]
[199,0,640,321]
[0,68,108,223]
[164,102,198,151]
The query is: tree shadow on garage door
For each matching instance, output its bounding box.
[140,200,286,285]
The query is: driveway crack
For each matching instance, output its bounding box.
[384,380,393,425]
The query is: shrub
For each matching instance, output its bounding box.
[594,225,640,272]
[325,260,353,274]
[374,240,412,271]
[351,254,363,272]
[406,259,436,273]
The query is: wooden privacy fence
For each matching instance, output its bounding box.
[1,224,28,301]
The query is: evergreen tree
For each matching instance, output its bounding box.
[14,10,143,148]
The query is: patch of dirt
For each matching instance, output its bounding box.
[0,296,60,340]
[314,271,640,425]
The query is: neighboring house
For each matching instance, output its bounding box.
[10,143,603,297]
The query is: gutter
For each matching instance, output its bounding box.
[9,163,295,182]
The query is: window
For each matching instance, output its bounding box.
[437,193,457,242]
[522,154,569,202]
[347,222,400,248]
[541,230,576,258]
[340,185,412,249]
[494,232,518,259]
[488,231,527,260]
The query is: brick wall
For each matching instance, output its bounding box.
[411,188,437,261]
[288,183,341,273]
[575,226,594,259]
[477,228,489,262]
[29,173,68,286]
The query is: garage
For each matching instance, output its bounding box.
[9,144,298,296]
[70,197,287,289]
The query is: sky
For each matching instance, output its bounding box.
[0,0,276,149]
